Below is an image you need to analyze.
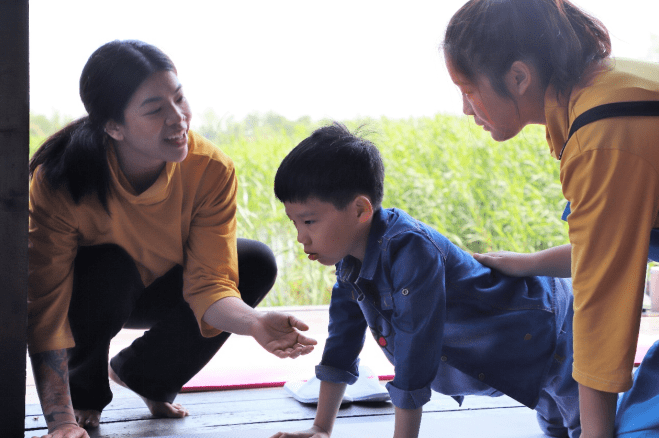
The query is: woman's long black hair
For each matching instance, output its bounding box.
[443,0,611,100]
[29,40,176,210]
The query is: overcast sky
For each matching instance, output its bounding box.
[29,0,658,126]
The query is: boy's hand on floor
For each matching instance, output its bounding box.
[252,311,318,359]
[269,425,330,438]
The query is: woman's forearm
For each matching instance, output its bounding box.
[202,296,258,336]
[579,383,617,438]
[30,349,78,431]
[532,244,572,278]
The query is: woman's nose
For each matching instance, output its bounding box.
[166,105,186,125]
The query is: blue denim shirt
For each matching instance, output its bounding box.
[316,208,569,410]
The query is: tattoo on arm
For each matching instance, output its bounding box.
[31,349,77,428]
[32,349,69,382]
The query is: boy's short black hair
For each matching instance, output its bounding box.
[274,122,385,210]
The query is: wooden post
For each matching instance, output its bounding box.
[0,0,30,436]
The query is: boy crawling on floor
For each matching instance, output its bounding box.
[269,123,580,438]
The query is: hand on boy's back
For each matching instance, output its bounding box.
[252,311,318,359]
[473,251,534,277]
[269,426,330,438]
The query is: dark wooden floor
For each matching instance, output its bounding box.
[25,381,546,438]
[26,309,659,437]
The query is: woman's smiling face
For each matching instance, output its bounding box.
[106,70,192,179]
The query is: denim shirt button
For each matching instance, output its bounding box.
[441,355,447,362]
[478,373,485,380]
[524,333,532,341]
[401,288,409,296]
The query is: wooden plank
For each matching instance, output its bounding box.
[0,0,30,437]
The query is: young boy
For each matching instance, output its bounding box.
[271,123,579,438]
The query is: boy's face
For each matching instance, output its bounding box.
[284,197,370,266]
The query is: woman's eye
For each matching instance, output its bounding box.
[145,107,162,115]
[304,220,315,225]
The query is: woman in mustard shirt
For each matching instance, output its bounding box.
[442,1,659,437]
[28,40,316,438]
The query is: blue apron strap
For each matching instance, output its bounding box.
[649,230,659,263]
[561,202,571,222]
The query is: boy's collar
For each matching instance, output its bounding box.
[355,207,389,281]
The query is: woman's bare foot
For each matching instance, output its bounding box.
[74,408,101,428]
[108,363,189,418]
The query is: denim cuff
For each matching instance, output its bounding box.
[385,382,432,409]
[315,364,359,385]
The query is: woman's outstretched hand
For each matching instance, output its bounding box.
[203,297,317,358]
[252,312,317,358]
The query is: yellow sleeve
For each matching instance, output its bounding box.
[563,149,659,393]
[27,172,79,354]
[182,156,241,338]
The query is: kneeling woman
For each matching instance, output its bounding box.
[28,40,315,438]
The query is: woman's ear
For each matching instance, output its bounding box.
[354,195,374,224]
[104,120,124,142]
[506,60,533,97]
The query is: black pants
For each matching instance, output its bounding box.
[67,239,277,412]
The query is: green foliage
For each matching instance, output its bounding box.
[28,111,569,307]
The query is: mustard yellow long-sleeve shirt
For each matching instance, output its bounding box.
[28,131,240,354]
[545,58,659,393]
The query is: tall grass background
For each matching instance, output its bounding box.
[30,111,569,307]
